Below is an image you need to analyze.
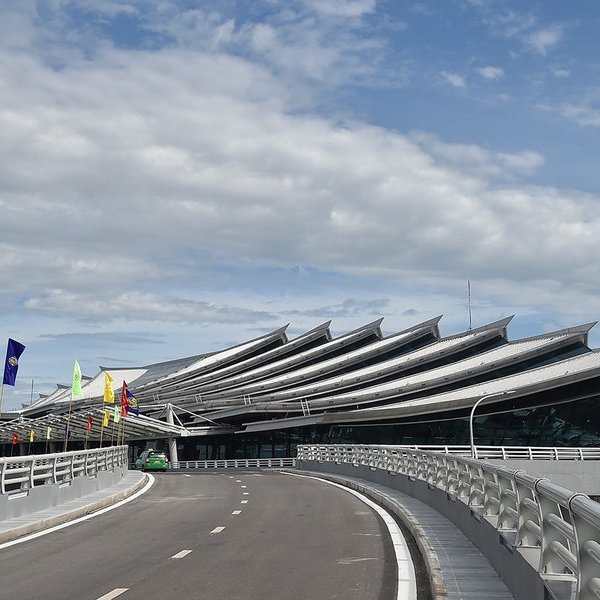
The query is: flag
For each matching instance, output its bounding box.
[72,360,83,397]
[29,429,35,443]
[120,381,129,416]
[103,410,110,427]
[113,404,121,424]
[11,432,18,445]
[64,424,72,439]
[3,338,26,386]
[125,385,139,416]
[46,426,52,440]
[86,416,93,431]
[103,372,114,404]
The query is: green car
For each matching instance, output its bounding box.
[135,449,169,472]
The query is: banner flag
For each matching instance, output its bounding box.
[103,372,114,403]
[11,432,18,445]
[46,426,52,439]
[113,404,121,424]
[125,385,139,416]
[29,429,35,443]
[103,410,110,427]
[3,338,26,386]
[87,416,93,431]
[72,360,84,397]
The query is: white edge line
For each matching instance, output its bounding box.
[0,474,156,551]
[284,472,417,600]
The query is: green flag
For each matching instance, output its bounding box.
[46,426,52,439]
[72,360,83,397]
[113,404,121,424]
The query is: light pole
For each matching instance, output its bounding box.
[469,390,515,458]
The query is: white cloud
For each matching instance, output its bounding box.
[301,0,376,18]
[524,25,564,55]
[1,1,600,409]
[24,291,276,324]
[441,71,466,88]
[477,66,504,80]
[550,67,570,78]
[561,103,600,127]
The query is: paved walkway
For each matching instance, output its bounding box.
[0,470,147,545]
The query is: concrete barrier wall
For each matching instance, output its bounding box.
[0,465,127,522]
[299,460,547,600]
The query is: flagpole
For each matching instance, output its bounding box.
[100,416,105,447]
[0,383,5,421]
[111,416,116,445]
[64,391,73,452]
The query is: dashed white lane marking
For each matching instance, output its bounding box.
[240,485,247,488]
[96,589,129,600]
[171,549,193,559]
[232,510,242,515]
[241,500,248,504]
[235,480,242,483]
[0,474,156,551]
[284,473,417,600]
[210,526,226,534]
[183,474,192,478]
[243,492,249,495]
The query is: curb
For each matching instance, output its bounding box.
[0,473,148,545]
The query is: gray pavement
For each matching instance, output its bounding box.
[0,470,148,545]
[0,470,402,600]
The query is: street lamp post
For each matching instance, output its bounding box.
[469,390,515,458]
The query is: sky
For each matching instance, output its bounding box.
[1,0,599,411]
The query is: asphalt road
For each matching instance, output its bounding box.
[0,471,400,600]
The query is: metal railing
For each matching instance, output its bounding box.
[170,458,296,469]
[0,446,128,495]
[297,444,600,600]
[299,444,600,461]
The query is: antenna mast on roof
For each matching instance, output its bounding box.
[467,280,473,331]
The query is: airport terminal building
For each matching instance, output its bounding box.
[2,315,600,459]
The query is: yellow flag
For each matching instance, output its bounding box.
[103,410,110,427]
[103,372,114,404]
[29,429,35,443]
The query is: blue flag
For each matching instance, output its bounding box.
[3,338,26,386]
[125,385,139,416]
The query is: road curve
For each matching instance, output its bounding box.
[0,471,404,600]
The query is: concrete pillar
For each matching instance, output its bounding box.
[166,403,179,465]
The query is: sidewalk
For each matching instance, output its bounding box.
[0,470,147,545]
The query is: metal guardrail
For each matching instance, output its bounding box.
[297,444,600,600]
[0,446,128,495]
[301,444,600,461]
[170,458,296,469]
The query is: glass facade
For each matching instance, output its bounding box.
[172,394,600,459]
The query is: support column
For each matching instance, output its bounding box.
[166,403,179,465]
